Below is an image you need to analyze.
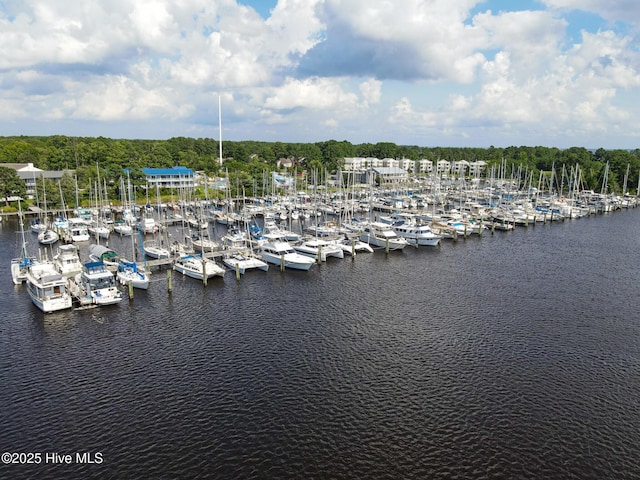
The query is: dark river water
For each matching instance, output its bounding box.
[1,210,640,479]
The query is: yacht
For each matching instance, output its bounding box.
[359,222,409,250]
[261,221,301,242]
[189,233,221,253]
[113,220,133,236]
[88,223,111,240]
[293,238,345,262]
[11,256,36,285]
[392,220,442,247]
[26,262,73,313]
[73,261,122,306]
[139,217,158,234]
[11,202,37,284]
[53,243,83,278]
[260,241,315,271]
[220,227,269,274]
[222,252,269,274]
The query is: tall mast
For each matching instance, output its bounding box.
[218,95,223,166]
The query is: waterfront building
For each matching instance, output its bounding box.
[141,166,195,189]
[0,162,71,199]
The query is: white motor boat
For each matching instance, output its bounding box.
[53,243,83,278]
[68,222,90,242]
[37,228,59,246]
[359,222,409,250]
[26,261,73,313]
[392,220,442,247]
[73,261,122,306]
[222,252,269,274]
[260,241,315,271]
[293,238,345,262]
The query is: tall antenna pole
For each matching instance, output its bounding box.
[218,95,223,166]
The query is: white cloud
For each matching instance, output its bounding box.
[128,0,178,49]
[359,78,382,106]
[71,75,194,121]
[392,24,640,145]
[263,76,359,111]
[299,0,488,82]
[541,0,640,25]
[473,10,567,80]
[0,0,639,147]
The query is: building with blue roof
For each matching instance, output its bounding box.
[142,166,194,189]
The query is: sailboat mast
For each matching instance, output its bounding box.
[218,95,223,166]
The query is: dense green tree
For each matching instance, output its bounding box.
[2,136,640,196]
[372,142,398,159]
[0,166,26,204]
[0,140,40,165]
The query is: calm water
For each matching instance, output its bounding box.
[1,212,640,479]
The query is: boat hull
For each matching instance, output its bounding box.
[174,256,225,280]
[260,252,314,270]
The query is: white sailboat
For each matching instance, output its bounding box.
[143,240,170,260]
[116,260,150,290]
[11,199,37,285]
[116,173,150,290]
[174,254,226,281]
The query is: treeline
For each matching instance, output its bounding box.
[1,135,640,196]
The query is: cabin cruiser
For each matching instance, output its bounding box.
[26,261,73,313]
[260,241,315,271]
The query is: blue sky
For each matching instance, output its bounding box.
[1,0,639,149]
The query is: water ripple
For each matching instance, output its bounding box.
[1,213,640,478]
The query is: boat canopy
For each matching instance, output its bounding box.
[89,244,118,261]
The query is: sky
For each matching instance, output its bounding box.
[1,0,639,149]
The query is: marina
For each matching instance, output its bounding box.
[3,0,640,475]
[0,182,640,479]
[4,179,640,307]
[1,195,640,479]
